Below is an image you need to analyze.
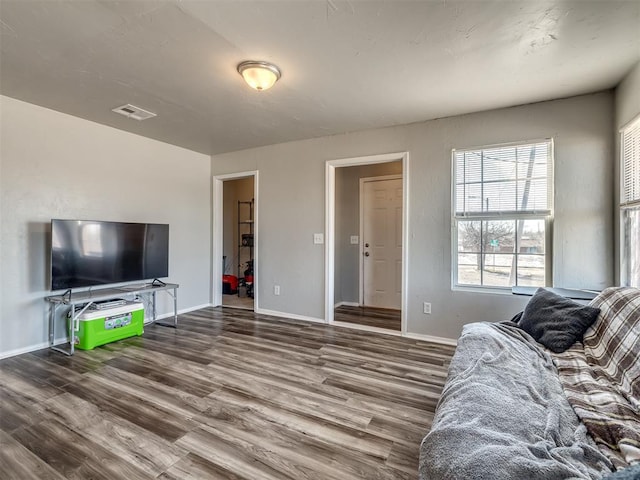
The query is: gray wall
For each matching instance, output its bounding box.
[614,61,640,283]
[616,62,640,130]
[0,96,212,357]
[212,91,615,339]
[335,161,402,305]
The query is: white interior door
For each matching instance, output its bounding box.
[362,177,402,309]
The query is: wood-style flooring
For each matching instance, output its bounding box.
[0,307,455,480]
[335,305,402,331]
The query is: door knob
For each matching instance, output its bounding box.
[364,252,370,257]
[365,243,369,248]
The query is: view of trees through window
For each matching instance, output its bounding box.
[457,219,545,287]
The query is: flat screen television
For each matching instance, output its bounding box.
[51,219,169,291]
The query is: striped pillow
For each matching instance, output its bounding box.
[585,286,640,406]
[552,287,640,468]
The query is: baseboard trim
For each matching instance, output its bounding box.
[0,341,51,360]
[329,321,457,346]
[334,301,360,308]
[148,303,213,323]
[332,321,402,336]
[255,308,326,324]
[404,332,458,347]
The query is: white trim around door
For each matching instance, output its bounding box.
[325,152,409,334]
[212,171,259,309]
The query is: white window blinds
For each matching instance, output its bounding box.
[622,116,640,206]
[454,140,553,217]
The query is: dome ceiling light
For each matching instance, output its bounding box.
[237,61,281,91]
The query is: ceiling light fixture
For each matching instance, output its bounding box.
[237,60,281,91]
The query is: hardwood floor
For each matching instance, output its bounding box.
[0,307,455,479]
[335,305,402,331]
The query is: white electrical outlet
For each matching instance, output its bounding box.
[350,235,359,244]
[313,233,324,244]
[274,285,280,295]
[423,302,431,314]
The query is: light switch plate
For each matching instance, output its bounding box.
[350,235,359,244]
[313,233,324,244]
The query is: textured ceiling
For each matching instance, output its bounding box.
[1,0,639,155]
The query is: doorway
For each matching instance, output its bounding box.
[326,153,408,333]
[213,171,258,311]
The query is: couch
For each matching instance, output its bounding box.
[419,287,640,480]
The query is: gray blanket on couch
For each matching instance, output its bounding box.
[419,322,613,480]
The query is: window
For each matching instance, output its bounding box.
[453,140,553,289]
[621,115,640,287]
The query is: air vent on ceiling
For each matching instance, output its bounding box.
[112,104,157,121]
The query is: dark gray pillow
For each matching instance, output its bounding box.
[510,311,523,324]
[518,288,600,353]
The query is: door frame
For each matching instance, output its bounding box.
[212,171,259,308]
[325,152,409,334]
[359,174,403,307]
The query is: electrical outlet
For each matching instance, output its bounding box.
[313,233,324,244]
[274,285,280,295]
[350,235,359,244]
[423,302,431,314]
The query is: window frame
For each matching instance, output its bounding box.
[451,139,554,292]
[620,114,640,287]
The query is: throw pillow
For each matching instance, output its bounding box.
[517,288,601,353]
[510,311,523,324]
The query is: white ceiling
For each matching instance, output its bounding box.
[1,0,639,155]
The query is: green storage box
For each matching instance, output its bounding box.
[71,301,144,350]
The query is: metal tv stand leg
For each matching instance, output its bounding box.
[50,301,92,356]
[152,285,178,328]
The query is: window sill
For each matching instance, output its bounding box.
[511,286,599,300]
[452,285,515,296]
